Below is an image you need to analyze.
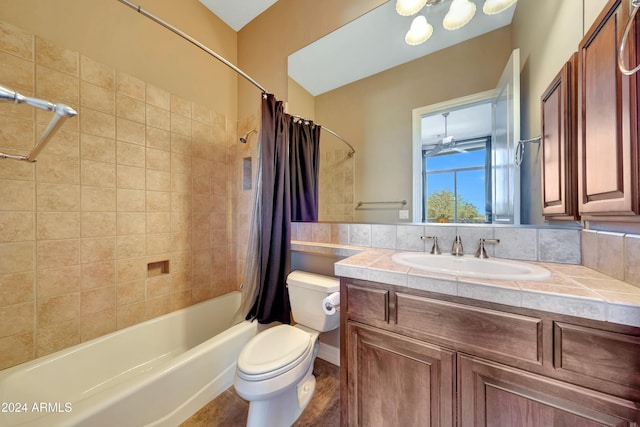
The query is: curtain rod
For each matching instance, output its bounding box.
[117,0,356,157]
[291,115,355,157]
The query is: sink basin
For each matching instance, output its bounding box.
[391,252,551,281]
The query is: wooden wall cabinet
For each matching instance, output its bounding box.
[340,279,640,426]
[541,53,579,220]
[577,0,640,219]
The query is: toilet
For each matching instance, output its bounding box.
[234,270,340,427]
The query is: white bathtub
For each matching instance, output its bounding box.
[0,291,257,427]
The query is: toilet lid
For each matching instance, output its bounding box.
[237,325,312,380]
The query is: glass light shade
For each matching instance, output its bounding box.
[443,0,476,30]
[483,0,517,15]
[396,0,428,16]
[405,15,433,45]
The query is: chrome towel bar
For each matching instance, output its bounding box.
[356,200,407,210]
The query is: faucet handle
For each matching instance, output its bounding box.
[420,236,441,255]
[475,238,500,259]
[451,235,464,256]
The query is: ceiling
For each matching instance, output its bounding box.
[198,0,278,31]
[199,1,516,95]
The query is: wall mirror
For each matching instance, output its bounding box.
[287,0,525,225]
[417,98,493,224]
[412,48,521,225]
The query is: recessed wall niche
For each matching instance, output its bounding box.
[147,260,170,277]
[243,157,252,190]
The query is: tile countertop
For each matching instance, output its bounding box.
[291,241,640,328]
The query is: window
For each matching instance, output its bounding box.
[423,138,491,223]
[418,101,493,224]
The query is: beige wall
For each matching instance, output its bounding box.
[0,0,238,114]
[237,0,387,119]
[287,77,315,119]
[513,0,609,224]
[0,0,244,370]
[315,27,513,223]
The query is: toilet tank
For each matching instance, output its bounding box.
[287,270,340,332]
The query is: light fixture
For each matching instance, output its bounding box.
[443,0,476,30]
[396,0,429,16]
[401,0,517,46]
[405,15,434,45]
[482,0,517,15]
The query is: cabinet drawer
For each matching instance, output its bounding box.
[554,322,640,390]
[346,283,388,323]
[396,293,542,364]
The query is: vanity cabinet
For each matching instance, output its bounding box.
[346,323,455,426]
[340,279,640,426]
[541,53,578,220]
[458,355,639,426]
[577,0,640,219]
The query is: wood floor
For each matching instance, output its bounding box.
[180,358,340,427]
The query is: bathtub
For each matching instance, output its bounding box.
[0,291,257,427]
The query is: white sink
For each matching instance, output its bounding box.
[391,252,551,281]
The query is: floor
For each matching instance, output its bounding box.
[180,358,340,427]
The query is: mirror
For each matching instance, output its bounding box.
[418,100,493,224]
[286,0,589,226]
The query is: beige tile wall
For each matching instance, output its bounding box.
[318,149,354,222]
[235,113,260,288]
[0,20,243,370]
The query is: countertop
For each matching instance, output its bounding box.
[291,241,640,328]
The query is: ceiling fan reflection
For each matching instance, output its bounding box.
[423,112,468,158]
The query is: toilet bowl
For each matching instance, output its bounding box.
[233,271,340,427]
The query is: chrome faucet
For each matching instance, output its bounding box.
[475,238,501,259]
[420,236,441,254]
[451,235,464,256]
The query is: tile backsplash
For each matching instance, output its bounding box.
[292,223,640,290]
[582,230,640,287]
[292,223,582,265]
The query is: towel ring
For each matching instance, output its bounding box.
[618,0,640,76]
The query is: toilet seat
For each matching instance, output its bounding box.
[236,325,313,382]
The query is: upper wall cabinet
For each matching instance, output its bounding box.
[541,53,578,220]
[577,0,639,220]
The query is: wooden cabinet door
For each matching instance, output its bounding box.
[541,54,578,220]
[458,354,640,426]
[577,0,639,218]
[345,322,455,427]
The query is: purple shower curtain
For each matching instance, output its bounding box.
[290,119,321,222]
[247,93,292,324]
[246,94,321,324]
